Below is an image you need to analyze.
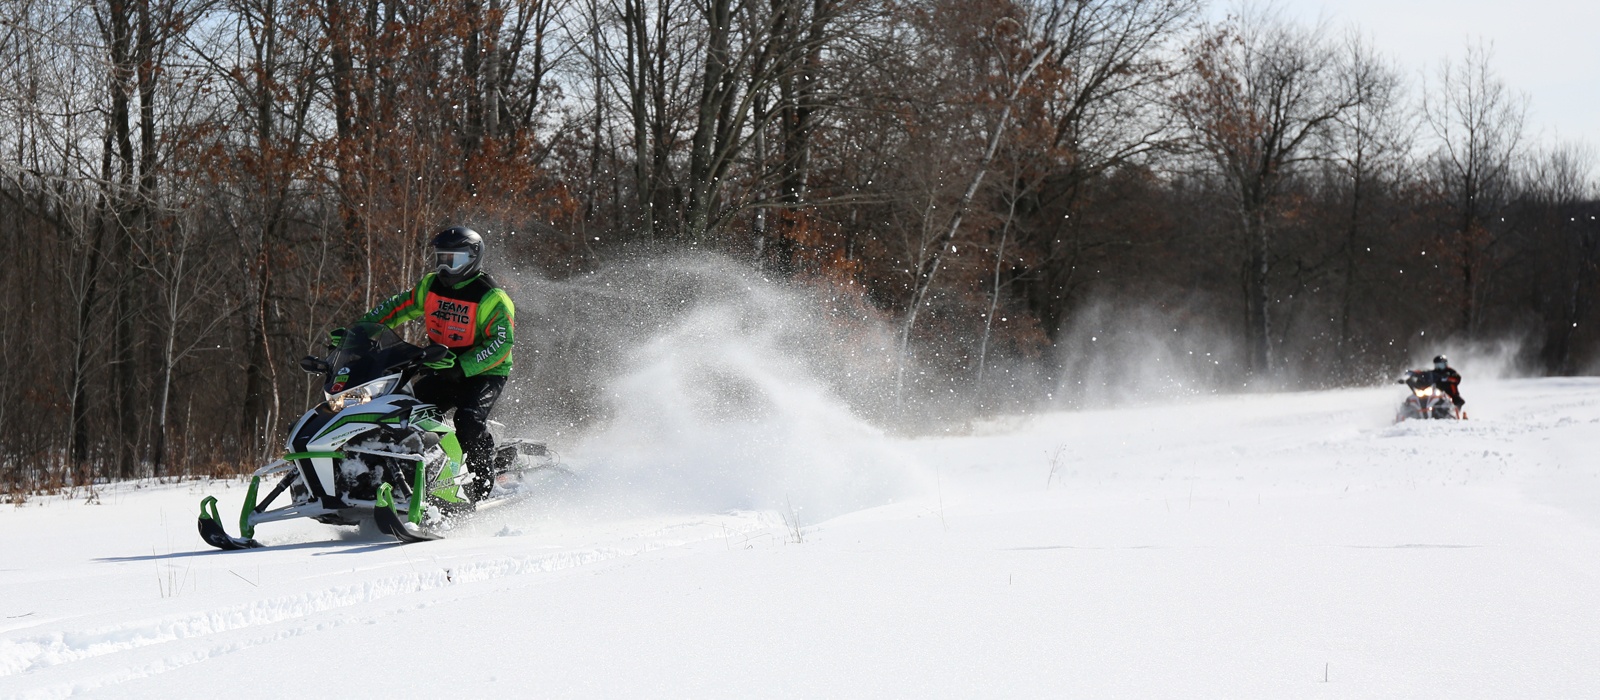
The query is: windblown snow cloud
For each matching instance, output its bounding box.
[492,253,925,522]
[1053,297,1246,408]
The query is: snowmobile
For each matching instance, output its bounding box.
[1395,369,1463,421]
[198,322,553,550]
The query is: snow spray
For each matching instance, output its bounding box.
[1052,296,1246,409]
[483,253,927,522]
[1407,337,1532,381]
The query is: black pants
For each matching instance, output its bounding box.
[413,372,507,473]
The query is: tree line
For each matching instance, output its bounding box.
[1,0,1595,492]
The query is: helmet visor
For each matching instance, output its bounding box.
[434,249,474,275]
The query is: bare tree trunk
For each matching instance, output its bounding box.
[648,0,672,231]
[623,0,654,237]
[584,0,603,222]
[779,0,824,205]
[686,0,731,241]
[136,0,163,474]
[155,277,178,472]
[462,0,484,159]
[751,85,767,255]
[1246,208,1271,373]
[1338,166,1362,375]
[324,0,361,245]
[976,186,1020,386]
[107,0,141,479]
[1459,193,1478,337]
[484,0,502,138]
[70,207,110,472]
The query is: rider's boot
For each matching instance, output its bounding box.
[461,433,497,503]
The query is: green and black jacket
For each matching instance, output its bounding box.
[359,272,514,377]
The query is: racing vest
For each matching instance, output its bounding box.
[423,274,498,349]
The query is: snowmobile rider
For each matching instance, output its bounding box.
[1413,355,1465,408]
[333,226,514,490]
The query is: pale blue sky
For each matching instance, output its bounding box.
[1220,1,1600,153]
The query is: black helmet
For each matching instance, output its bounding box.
[430,226,483,285]
[1433,355,1449,370]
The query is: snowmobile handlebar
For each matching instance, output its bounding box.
[299,342,451,375]
[420,343,450,363]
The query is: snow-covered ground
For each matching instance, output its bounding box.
[4,379,1600,698]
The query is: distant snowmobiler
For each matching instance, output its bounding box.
[1396,355,1466,421]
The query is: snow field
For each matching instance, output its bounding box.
[2,378,1599,698]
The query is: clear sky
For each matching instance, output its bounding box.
[1222,0,1600,152]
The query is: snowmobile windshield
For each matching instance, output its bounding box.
[1402,370,1434,391]
[323,322,420,395]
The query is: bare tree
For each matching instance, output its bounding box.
[894,2,1063,403]
[1522,142,1598,372]
[1326,32,1408,371]
[1174,8,1358,374]
[1422,41,1527,337]
[1007,0,1200,336]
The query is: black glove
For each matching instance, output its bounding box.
[328,327,347,349]
[425,355,465,382]
[423,348,457,371]
[1453,397,1465,407]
